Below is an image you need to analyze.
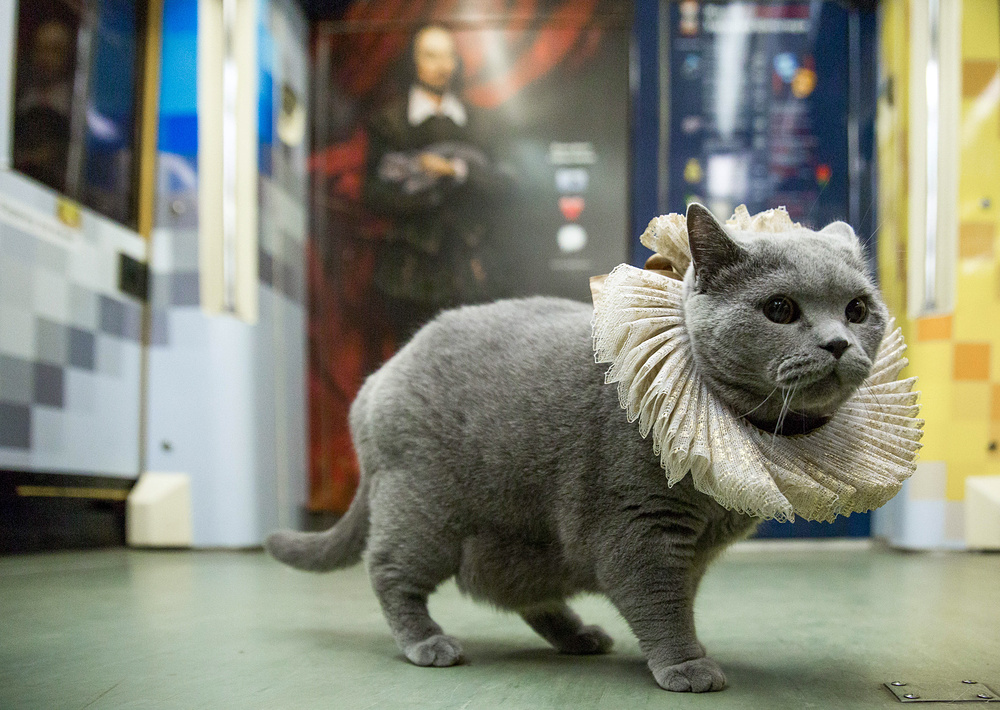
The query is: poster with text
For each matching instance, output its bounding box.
[665,1,852,228]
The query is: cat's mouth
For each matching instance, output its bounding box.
[712,360,863,436]
[789,370,856,410]
[773,352,871,395]
[783,369,835,390]
[742,367,856,436]
[773,358,838,390]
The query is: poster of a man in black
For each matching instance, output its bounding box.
[363,25,514,342]
[308,1,630,514]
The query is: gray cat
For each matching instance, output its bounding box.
[266,204,887,692]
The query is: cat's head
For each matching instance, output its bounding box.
[681,203,887,434]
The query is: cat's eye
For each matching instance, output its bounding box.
[845,298,868,323]
[763,296,799,324]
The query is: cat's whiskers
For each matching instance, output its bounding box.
[858,196,876,235]
[770,384,798,449]
[863,215,886,252]
[735,386,780,420]
[859,380,889,418]
[805,181,829,224]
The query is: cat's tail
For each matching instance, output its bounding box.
[264,476,370,573]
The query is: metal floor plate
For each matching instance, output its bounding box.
[886,680,999,703]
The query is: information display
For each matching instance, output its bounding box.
[665,1,852,228]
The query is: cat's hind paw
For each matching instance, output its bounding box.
[555,624,614,655]
[650,656,726,692]
[404,634,464,667]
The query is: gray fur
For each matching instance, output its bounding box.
[267,204,886,692]
[684,204,887,433]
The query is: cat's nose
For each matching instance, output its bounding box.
[820,338,850,359]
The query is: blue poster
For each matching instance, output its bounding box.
[665,1,850,228]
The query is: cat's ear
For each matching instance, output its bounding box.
[686,203,744,287]
[820,221,863,255]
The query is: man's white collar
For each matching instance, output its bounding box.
[408,85,467,127]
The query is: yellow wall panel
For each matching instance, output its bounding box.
[947,462,986,500]
[944,32,1000,504]
[875,0,1000,525]
[913,388,950,460]
[957,93,998,221]
[951,381,991,420]
[944,419,989,462]
[908,341,954,379]
[953,267,1000,339]
[961,0,1000,59]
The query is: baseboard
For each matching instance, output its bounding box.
[0,470,136,554]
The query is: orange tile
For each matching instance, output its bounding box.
[917,315,953,341]
[963,60,999,98]
[954,343,991,380]
[959,222,996,259]
[993,384,1000,420]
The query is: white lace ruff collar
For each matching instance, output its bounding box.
[592,207,923,522]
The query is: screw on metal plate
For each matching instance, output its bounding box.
[885,680,1000,703]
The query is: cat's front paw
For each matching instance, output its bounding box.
[650,656,726,692]
[404,634,464,667]
[556,624,614,655]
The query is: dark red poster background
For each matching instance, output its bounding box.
[307,1,631,512]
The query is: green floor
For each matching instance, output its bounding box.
[2,543,999,710]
